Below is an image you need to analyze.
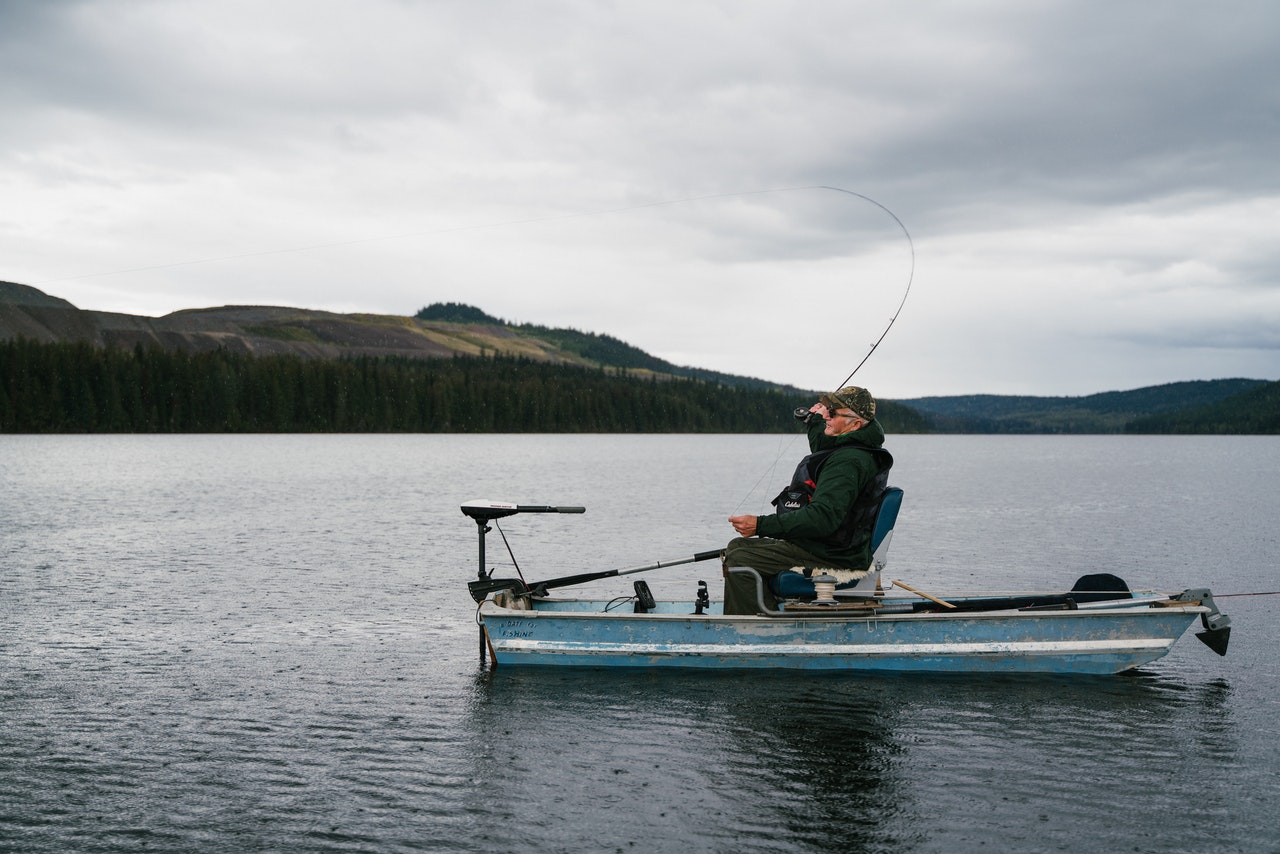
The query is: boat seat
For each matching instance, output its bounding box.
[770,486,903,599]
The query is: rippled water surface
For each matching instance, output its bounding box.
[2,434,1278,852]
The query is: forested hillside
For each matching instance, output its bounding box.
[0,339,929,434]
[1125,380,1280,434]
[4,284,1275,434]
[901,379,1276,433]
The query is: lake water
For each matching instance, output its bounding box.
[2,434,1278,852]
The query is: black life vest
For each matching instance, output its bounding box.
[771,443,894,551]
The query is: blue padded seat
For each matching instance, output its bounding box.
[769,486,903,598]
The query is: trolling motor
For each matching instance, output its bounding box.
[462,500,586,668]
[462,500,586,602]
[464,500,721,603]
[1173,588,1233,656]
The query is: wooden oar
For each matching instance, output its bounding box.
[892,579,957,609]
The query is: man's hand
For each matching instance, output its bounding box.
[729,515,758,537]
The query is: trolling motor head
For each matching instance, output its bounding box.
[461,500,586,523]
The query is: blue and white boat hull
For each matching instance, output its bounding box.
[478,595,1209,675]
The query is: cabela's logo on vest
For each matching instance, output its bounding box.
[771,444,894,551]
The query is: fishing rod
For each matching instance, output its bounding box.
[733,186,914,514]
[468,549,722,602]
[31,184,907,290]
[461,500,722,600]
[815,186,916,393]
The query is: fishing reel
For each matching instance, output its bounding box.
[794,407,821,425]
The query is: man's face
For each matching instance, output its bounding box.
[823,408,865,436]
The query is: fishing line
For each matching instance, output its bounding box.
[731,431,794,516]
[492,521,527,585]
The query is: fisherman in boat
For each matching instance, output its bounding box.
[723,385,893,615]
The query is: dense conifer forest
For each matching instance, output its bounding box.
[2,339,920,434]
[3,337,1273,435]
[6,287,1273,434]
[1124,380,1280,434]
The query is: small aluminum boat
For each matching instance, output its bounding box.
[461,500,1231,675]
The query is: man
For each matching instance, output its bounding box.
[722,385,893,615]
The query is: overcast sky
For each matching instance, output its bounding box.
[3,0,1278,398]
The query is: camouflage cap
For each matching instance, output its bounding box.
[821,386,876,420]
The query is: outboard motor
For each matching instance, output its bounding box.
[1173,588,1232,656]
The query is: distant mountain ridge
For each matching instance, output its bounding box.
[3,281,1277,433]
[0,281,808,394]
[901,380,1273,433]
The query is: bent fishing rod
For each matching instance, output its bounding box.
[816,186,916,392]
[731,186,915,514]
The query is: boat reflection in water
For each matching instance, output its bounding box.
[457,664,1234,852]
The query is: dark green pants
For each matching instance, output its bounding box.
[722,537,849,615]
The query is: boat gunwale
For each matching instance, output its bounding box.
[478,596,1209,624]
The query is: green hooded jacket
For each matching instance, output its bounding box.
[754,416,891,568]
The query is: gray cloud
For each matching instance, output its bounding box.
[2,0,1277,396]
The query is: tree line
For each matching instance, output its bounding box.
[0,339,821,433]
[1124,380,1280,434]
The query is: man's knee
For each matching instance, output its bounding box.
[723,536,754,562]
[725,537,780,565]
[724,538,803,580]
